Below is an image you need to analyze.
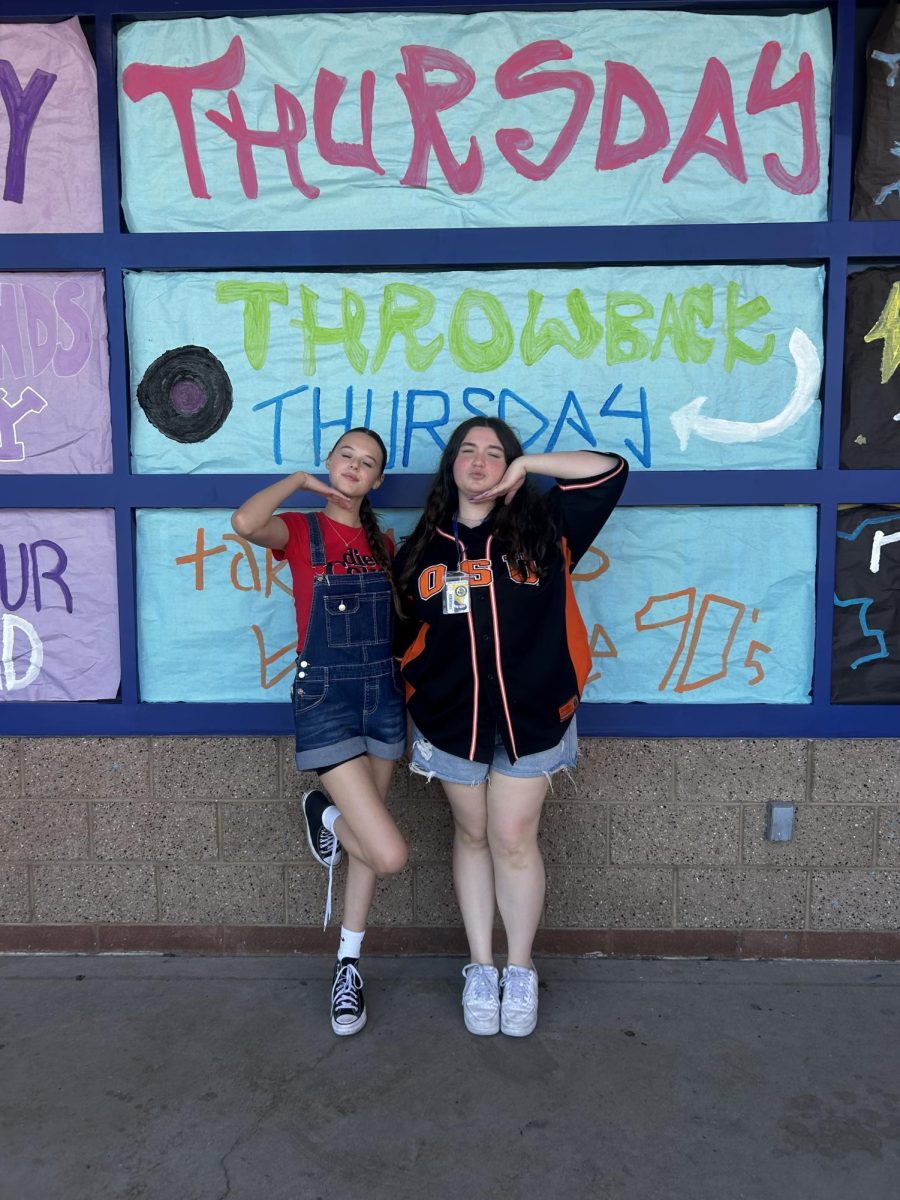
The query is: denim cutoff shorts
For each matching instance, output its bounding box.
[409,718,578,785]
[291,659,406,771]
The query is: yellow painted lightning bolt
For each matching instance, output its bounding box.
[864,280,900,384]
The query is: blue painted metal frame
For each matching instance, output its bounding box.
[1,0,898,736]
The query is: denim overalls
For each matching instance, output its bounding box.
[291,513,406,771]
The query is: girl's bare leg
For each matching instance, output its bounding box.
[319,754,405,930]
[486,772,549,967]
[442,781,495,965]
[342,856,377,933]
[318,755,407,877]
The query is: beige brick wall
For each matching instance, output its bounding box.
[1,736,899,951]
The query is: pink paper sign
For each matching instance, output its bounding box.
[0,18,102,234]
[0,272,112,474]
[0,509,120,702]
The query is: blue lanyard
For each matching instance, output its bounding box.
[452,513,465,570]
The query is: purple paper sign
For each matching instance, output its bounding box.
[0,18,102,234]
[0,273,111,474]
[0,509,120,701]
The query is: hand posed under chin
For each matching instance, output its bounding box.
[469,459,528,506]
[299,472,354,510]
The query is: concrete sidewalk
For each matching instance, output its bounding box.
[1,955,899,1200]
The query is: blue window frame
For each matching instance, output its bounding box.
[1,0,898,736]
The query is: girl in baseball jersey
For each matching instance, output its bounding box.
[394,417,627,1037]
[232,427,407,1037]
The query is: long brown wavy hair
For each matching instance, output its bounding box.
[329,427,400,611]
[397,417,561,593]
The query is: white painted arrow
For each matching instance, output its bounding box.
[669,328,821,450]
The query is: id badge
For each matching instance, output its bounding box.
[443,571,471,615]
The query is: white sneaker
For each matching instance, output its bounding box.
[500,964,539,1037]
[461,963,500,1035]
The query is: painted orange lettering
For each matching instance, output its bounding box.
[174,527,228,591]
[223,533,261,592]
[635,587,696,692]
[572,544,609,582]
[586,622,617,684]
[744,610,771,685]
[673,593,745,693]
[265,549,292,598]
[636,588,772,693]
[250,624,295,689]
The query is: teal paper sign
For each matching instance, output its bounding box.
[118,9,831,231]
[578,505,816,704]
[127,265,823,475]
[136,505,814,705]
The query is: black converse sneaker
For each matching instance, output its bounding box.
[331,958,366,1036]
[302,790,342,868]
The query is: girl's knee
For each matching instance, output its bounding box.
[489,825,539,864]
[455,822,489,853]
[371,836,408,876]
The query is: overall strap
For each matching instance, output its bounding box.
[304,512,327,570]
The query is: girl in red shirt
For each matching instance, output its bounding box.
[232,428,406,1037]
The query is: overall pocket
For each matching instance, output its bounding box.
[324,593,384,647]
[291,670,328,713]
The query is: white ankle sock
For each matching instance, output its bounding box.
[322,805,341,834]
[338,926,365,962]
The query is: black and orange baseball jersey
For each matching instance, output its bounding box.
[393,454,628,763]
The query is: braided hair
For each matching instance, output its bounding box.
[329,428,400,613]
[397,416,561,594]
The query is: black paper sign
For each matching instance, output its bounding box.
[853,2,900,219]
[841,267,900,469]
[832,505,900,702]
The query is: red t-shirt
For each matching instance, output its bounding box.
[273,512,393,651]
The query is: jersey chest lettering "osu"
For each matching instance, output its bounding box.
[416,556,539,600]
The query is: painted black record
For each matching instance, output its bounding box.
[137,346,233,443]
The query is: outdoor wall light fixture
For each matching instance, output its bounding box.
[765,801,795,842]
